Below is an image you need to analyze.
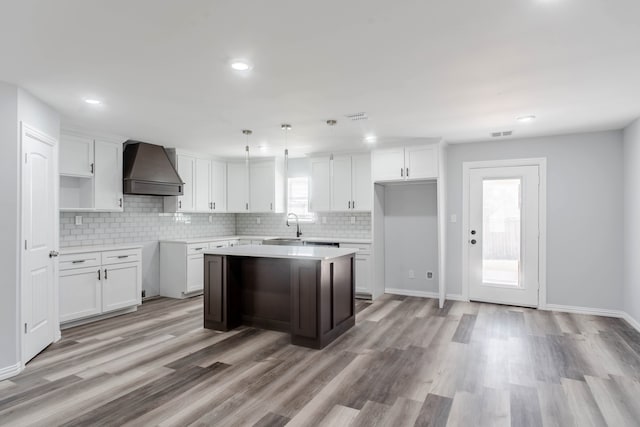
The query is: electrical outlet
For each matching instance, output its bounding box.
[141,290,146,298]
[427,272,433,279]
[257,217,261,224]
[75,215,82,225]
[350,216,356,224]
[408,269,415,279]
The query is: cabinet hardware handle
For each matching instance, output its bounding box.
[179,200,182,209]
[209,202,212,209]
[406,167,409,177]
[72,260,86,264]
[91,163,94,174]
[98,269,101,280]
[270,202,273,211]
[104,269,108,279]
[352,200,355,209]
[195,247,204,251]
[348,201,351,209]
[401,168,404,177]
[246,202,249,210]
[119,198,123,208]
[117,255,129,259]
[213,202,216,210]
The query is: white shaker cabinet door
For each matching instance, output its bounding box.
[331,156,353,211]
[210,160,227,212]
[351,153,372,211]
[102,263,141,313]
[405,145,438,180]
[371,148,405,182]
[195,158,212,212]
[250,160,276,212]
[94,140,123,211]
[227,162,249,212]
[59,267,102,322]
[60,135,94,177]
[176,154,196,212]
[187,254,205,293]
[310,157,331,212]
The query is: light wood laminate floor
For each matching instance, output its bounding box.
[1,295,640,426]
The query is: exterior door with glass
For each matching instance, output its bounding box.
[468,165,540,307]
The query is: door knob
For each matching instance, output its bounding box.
[470,239,477,245]
[470,230,476,235]
[49,250,59,258]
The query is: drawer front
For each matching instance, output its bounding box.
[102,248,142,265]
[209,241,229,249]
[187,243,210,254]
[59,252,101,271]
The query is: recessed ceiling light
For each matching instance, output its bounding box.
[516,115,536,123]
[364,135,377,144]
[84,98,101,105]
[231,60,252,71]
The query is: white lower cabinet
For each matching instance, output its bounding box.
[186,253,205,293]
[59,246,142,325]
[340,242,372,298]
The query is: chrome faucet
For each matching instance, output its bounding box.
[286,212,302,238]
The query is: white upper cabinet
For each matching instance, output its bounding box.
[250,158,285,213]
[59,132,124,212]
[405,145,438,180]
[310,153,372,212]
[227,161,249,212]
[310,157,331,212]
[195,157,211,212]
[331,156,353,211]
[351,153,372,211]
[210,160,227,212]
[372,143,439,182]
[60,135,94,177]
[94,140,123,211]
[371,147,405,182]
[176,154,196,212]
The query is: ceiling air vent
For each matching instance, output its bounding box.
[345,112,368,121]
[491,130,514,138]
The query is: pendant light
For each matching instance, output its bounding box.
[327,119,337,162]
[242,129,252,165]
[281,123,292,173]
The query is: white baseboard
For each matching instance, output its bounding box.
[445,294,467,301]
[0,362,23,382]
[545,304,624,318]
[385,288,439,299]
[622,312,640,334]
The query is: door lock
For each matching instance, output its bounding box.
[49,250,59,258]
[470,230,476,235]
[470,239,477,245]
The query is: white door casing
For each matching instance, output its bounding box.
[21,123,58,363]
[463,159,547,308]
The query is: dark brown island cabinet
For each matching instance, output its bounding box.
[203,245,357,349]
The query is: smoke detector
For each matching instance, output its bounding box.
[345,112,368,121]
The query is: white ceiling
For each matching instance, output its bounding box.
[1,0,639,158]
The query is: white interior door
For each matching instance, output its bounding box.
[21,124,57,363]
[468,165,540,307]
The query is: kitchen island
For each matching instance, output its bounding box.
[203,245,357,349]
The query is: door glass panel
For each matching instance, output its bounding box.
[482,178,521,286]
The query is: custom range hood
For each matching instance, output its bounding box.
[123,141,184,196]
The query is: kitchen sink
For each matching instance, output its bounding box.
[262,238,340,247]
[262,238,304,246]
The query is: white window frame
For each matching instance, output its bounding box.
[287,176,316,223]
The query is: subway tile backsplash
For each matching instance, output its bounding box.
[60,195,236,247]
[235,212,371,239]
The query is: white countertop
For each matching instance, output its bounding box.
[60,243,143,255]
[161,235,371,245]
[203,244,358,260]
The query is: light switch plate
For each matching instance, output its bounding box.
[75,215,82,226]
[408,269,415,279]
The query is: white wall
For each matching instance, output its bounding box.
[623,119,640,325]
[446,131,624,310]
[0,83,20,373]
[0,83,60,378]
[384,182,439,295]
